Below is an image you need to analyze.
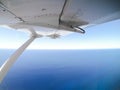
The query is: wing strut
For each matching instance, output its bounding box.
[0,35,37,83]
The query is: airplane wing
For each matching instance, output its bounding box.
[0,0,120,37]
[0,0,120,83]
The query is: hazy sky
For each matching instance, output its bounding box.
[0,19,120,49]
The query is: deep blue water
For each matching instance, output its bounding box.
[0,49,120,90]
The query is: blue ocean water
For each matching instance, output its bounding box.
[0,49,120,90]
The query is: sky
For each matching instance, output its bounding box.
[0,19,120,49]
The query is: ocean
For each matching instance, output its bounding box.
[0,49,120,90]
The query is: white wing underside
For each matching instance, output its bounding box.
[0,0,120,37]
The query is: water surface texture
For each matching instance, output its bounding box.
[0,49,120,90]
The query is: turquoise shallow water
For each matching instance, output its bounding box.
[0,49,120,90]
